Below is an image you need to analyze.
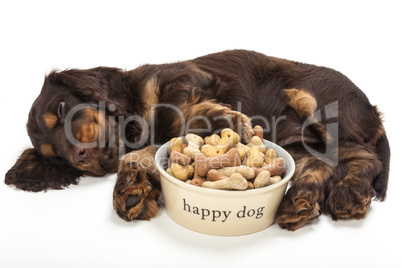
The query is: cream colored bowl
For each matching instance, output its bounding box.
[155,139,295,236]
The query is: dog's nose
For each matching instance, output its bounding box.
[73,146,91,165]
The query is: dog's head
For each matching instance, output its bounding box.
[5,67,131,192]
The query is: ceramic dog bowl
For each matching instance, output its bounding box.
[155,139,295,236]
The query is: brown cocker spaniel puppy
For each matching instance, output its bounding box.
[5,50,390,231]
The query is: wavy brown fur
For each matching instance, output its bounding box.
[5,50,390,230]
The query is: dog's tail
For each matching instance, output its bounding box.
[371,132,390,201]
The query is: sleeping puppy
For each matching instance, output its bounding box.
[5,50,390,231]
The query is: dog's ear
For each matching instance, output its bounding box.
[5,148,83,192]
[47,68,130,116]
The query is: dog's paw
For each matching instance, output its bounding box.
[325,178,374,221]
[113,172,160,221]
[229,111,254,144]
[275,187,321,231]
[276,199,320,231]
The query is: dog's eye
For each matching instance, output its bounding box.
[57,102,66,122]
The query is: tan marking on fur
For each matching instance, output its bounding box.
[175,100,229,130]
[40,143,56,157]
[92,107,106,126]
[294,156,333,185]
[284,88,334,143]
[142,76,160,123]
[284,88,317,118]
[43,113,58,128]
[77,122,99,143]
[171,96,253,143]
[293,157,310,179]
[75,108,106,143]
[276,200,320,231]
[302,169,332,184]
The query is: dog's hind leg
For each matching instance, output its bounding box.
[276,147,334,231]
[323,142,383,221]
[276,88,335,231]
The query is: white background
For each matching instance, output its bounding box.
[1,1,401,267]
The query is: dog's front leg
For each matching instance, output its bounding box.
[169,99,254,143]
[113,146,161,221]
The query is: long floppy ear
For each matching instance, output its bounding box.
[5,148,83,192]
[48,67,131,116]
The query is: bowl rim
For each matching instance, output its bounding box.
[155,138,295,197]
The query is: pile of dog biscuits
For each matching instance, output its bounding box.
[165,126,285,190]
